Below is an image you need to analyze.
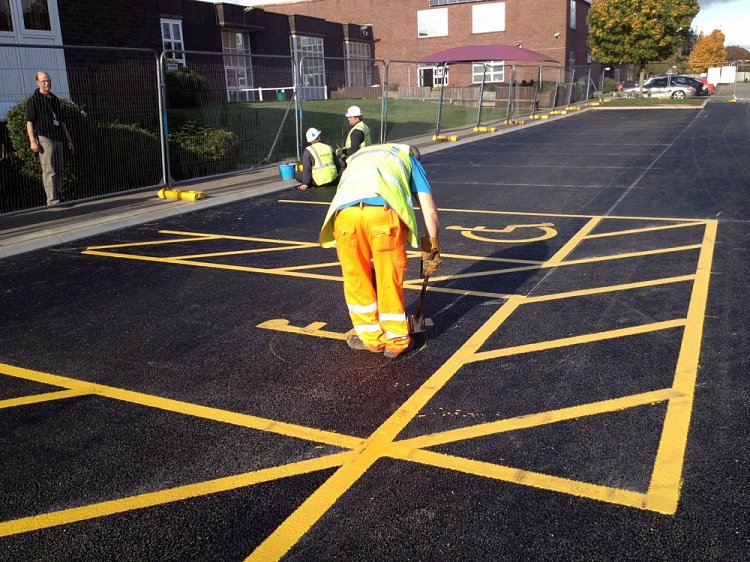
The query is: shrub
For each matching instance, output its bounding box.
[4,97,162,205]
[602,78,618,93]
[165,68,212,109]
[169,120,240,180]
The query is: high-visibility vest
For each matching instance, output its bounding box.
[345,121,372,152]
[308,143,338,186]
[319,144,419,249]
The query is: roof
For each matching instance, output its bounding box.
[420,44,559,64]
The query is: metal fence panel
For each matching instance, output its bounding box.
[296,56,385,153]
[1,44,162,213]
[163,50,298,181]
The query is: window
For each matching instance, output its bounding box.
[0,0,13,32]
[419,65,448,87]
[570,0,576,30]
[22,0,50,31]
[472,61,504,83]
[417,8,447,38]
[344,41,372,87]
[472,2,504,34]
[161,19,185,67]
[222,30,253,102]
[292,35,326,100]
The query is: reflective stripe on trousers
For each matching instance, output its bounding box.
[333,205,410,354]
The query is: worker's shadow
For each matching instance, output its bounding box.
[405,237,552,347]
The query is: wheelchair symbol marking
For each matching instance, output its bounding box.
[446,223,557,243]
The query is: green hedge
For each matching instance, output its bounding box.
[166,68,212,109]
[168,120,241,180]
[5,98,162,203]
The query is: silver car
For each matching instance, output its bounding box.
[622,76,696,99]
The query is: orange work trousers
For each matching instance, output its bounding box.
[333,204,411,355]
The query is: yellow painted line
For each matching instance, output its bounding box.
[278,201,705,224]
[171,243,315,260]
[80,250,345,283]
[645,220,717,514]
[585,221,706,239]
[397,388,681,450]
[0,389,87,409]
[396,449,649,511]
[463,319,687,364]
[159,230,320,247]
[423,244,701,284]
[247,297,524,560]
[523,274,696,304]
[270,261,342,272]
[0,452,352,538]
[257,319,354,340]
[0,363,362,450]
[546,216,602,265]
[85,236,219,251]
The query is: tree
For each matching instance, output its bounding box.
[689,29,728,72]
[726,46,750,62]
[588,0,699,92]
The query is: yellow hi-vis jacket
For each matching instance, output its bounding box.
[308,143,338,186]
[345,121,372,152]
[319,144,419,249]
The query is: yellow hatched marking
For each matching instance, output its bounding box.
[645,220,717,513]
[171,243,316,260]
[393,449,649,510]
[85,236,219,251]
[0,363,362,450]
[546,216,602,265]
[398,388,681,451]
[585,221,705,239]
[0,389,87,409]
[0,453,352,538]
[464,319,686,364]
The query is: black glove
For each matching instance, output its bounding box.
[420,235,441,278]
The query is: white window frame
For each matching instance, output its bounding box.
[222,29,254,102]
[472,61,505,83]
[419,64,448,87]
[292,34,326,100]
[472,2,505,34]
[344,41,372,87]
[161,18,186,67]
[570,0,577,30]
[417,8,448,38]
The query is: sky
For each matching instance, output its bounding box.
[692,0,750,48]
[211,0,750,50]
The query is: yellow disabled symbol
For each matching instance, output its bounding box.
[446,223,557,243]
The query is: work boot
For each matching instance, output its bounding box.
[346,335,383,353]
[383,338,414,359]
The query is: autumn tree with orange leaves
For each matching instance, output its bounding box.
[689,29,728,72]
[588,0,699,92]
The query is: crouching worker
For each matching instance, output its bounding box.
[319,144,441,358]
[295,127,342,191]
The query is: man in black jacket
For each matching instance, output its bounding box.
[26,71,74,205]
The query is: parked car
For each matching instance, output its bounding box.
[669,74,711,96]
[621,76,696,99]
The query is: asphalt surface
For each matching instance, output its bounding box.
[1,96,749,561]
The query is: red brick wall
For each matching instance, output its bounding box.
[264,0,589,88]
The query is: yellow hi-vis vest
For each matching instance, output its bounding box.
[345,121,372,152]
[308,143,338,186]
[319,144,419,249]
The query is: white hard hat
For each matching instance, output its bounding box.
[305,127,321,143]
[345,105,362,118]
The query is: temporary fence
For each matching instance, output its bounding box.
[295,55,387,153]
[1,44,163,213]
[2,43,673,216]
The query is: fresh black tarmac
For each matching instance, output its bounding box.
[1,101,748,561]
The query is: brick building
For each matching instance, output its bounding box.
[248,0,591,88]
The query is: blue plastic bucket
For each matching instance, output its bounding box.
[278,163,296,180]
